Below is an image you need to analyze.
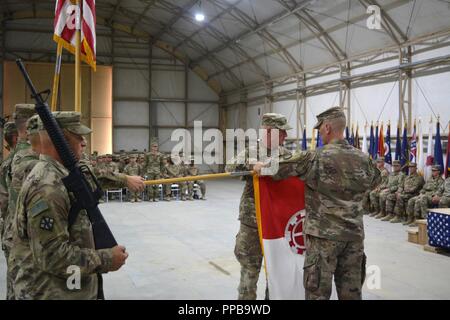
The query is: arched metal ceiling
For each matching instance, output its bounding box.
[2,0,450,94]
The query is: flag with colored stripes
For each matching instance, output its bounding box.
[54,0,97,70]
[253,175,306,299]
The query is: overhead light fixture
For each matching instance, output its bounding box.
[195,0,205,22]
[195,13,205,22]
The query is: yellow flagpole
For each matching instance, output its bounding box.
[51,42,63,111]
[75,0,81,112]
[144,171,254,186]
[252,175,269,280]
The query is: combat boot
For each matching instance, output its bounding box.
[403,217,414,225]
[374,212,385,219]
[408,219,418,227]
[130,198,135,203]
[137,198,142,203]
[390,216,402,223]
[201,195,207,200]
[381,214,394,221]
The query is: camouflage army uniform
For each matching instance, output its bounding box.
[4,128,40,300]
[275,138,380,300]
[368,166,389,215]
[10,112,127,300]
[0,146,15,239]
[0,134,18,300]
[226,142,292,300]
[123,159,141,202]
[186,163,206,200]
[274,107,380,300]
[178,162,189,200]
[376,167,405,219]
[391,168,424,222]
[144,151,163,201]
[2,105,37,299]
[437,177,450,208]
[407,172,444,221]
[161,158,183,201]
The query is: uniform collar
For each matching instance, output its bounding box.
[328,139,348,146]
[39,154,68,175]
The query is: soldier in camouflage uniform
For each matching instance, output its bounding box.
[4,114,41,300]
[255,107,381,300]
[434,176,450,208]
[387,162,424,223]
[0,122,18,242]
[144,138,164,201]
[178,156,189,201]
[226,113,293,300]
[1,104,36,299]
[404,165,444,226]
[375,160,404,220]
[9,112,143,299]
[186,158,206,200]
[381,162,414,223]
[111,154,121,173]
[161,155,182,201]
[123,154,142,202]
[368,158,389,216]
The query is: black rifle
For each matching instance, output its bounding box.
[16,59,117,297]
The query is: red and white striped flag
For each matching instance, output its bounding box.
[54,0,96,70]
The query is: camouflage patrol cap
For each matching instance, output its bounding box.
[392,160,401,166]
[150,137,159,146]
[408,162,417,167]
[313,106,346,130]
[13,104,36,121]
[261,113,292,130]
[26,114,40,135]
[432,165,441,171]
[38,111,92,135]
[376,157,385,162]
[3,122,17,136]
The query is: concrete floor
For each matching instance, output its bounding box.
[1,179,450,300]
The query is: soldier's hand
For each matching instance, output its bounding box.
[253,162,265,175]
[432,195,440,204]
[110,245,128,271]
[126,175,145,192]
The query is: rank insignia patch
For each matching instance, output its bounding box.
[40,217,55,231]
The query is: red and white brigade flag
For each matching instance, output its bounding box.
[54,0,97,70]
[253,175,306,299]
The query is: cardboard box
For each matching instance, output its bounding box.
[416,219,428,246]
[407,228,419,244]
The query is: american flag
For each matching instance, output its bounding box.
[428,211,450,249]
[53,0,96,70]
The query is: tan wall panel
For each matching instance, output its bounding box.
[91,66,112,118]
[3,61,111,156]
[91,117,112,155]
[3,61,26,118]
[91,66,112,154]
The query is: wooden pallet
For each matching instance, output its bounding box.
[424,244,450,255]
